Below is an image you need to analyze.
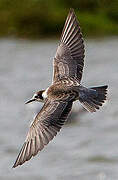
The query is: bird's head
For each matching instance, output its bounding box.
[25,90,45,104]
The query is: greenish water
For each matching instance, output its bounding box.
[0,37,118,180]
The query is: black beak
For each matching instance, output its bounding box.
[25,98,36,104]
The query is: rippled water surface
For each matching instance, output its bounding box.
[0,38,117,180]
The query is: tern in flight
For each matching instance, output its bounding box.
[13,9,108,168]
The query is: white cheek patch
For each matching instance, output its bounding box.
[32,93,37,99]
[42,88,48,99]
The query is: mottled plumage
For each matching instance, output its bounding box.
[13,9,108,168]
[53,9,84,82]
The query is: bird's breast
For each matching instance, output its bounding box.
[47,83,78,101]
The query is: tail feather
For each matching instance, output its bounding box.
[79,85,108,112]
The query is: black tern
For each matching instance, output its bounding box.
[13,9,108,168]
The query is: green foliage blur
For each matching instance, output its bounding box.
[0,0,118,38]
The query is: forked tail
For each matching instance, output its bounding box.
[79,85,108,112]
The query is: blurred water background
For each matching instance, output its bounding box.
[0,37,117,180]
[0,0,118,180]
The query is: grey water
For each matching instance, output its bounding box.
[0,37,117,180]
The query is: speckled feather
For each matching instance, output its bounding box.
[13,9,108,168]
[53,9,85,83]
[13,100,72,168]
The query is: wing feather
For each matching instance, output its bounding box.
[13,100,72,168]
[53,9,85,83]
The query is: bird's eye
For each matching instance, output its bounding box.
[35,95,38,98]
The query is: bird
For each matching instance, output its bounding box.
[13,9,108,168]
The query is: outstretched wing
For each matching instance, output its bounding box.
[13,99,73,168]
[53,9,85,83]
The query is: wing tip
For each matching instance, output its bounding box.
[12,154,28,168]
[12,159,22,169]
[12,160,21,168]
[69,8,78,18]
[12,161,25,168]
[12,164,16,168]
[12,142,27,168]
[68,8,76,21]
[12,163,18,168]
[69,8,74,14]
